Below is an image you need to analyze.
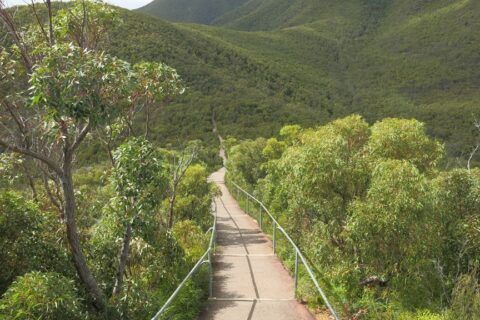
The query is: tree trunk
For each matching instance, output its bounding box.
[62,162,106,310]
[145,104,151,140]
[112,223,132,296]
[168,191,176,229]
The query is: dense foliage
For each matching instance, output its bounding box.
[0,1,217,319]
[135,0,480,164]
[0,272,85,320]
[0,192,71,293]
[138,0,249,24]
[226,115,480,319]
[1,0,479,319]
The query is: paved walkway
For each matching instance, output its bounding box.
[200,167,315,320]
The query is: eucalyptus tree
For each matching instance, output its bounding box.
[367,118,444,173]
[110,138,168,296]
[166,141,199,229]
[0,0,183,309]
[347,160,441,306]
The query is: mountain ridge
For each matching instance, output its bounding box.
[137,0,249,24]
[131,0,479,160]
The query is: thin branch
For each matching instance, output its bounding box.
[468,117,480,171]
[29,0,50,44]
[80,0,87,49]
[0,138,62,175]
[2,100,26,135]
[22,162,39,202]
[0,118,17,138]
[44,0,54,45]
[467,145,479,171]
[70,121,91,153]
[167,147,198,228]
[43,173,64,214]
[0,3,33,71]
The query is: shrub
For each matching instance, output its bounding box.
[0,272,84,320]
[448,272,480,320]
[172,220,209,260]
[0,191,70,294]
[174,164,216,228]
[368,118,444,173]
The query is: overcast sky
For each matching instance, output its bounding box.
[4,0,153,10]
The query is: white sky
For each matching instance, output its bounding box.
[4,0,153,10]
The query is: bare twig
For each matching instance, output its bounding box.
[468,145,479,171]
[70,121,91,153]
[22,162,39,201]
[0,138,63,175]
[2,100,27,138]
[29,0,50,44]
[80,0,87,49]
[468,118,480,171]
[0,2,33,71]
[43,172,64,215]
[43,0,55,45]
[167,146,199,228]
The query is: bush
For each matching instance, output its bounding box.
[159,279,208,320]
[174,164,216,228]
[0,272,84,320]
[226,116,472,317]
[0,191,70,294]
[368,118,444,173]
[433,169,480,280]
[172,220,209,260]
[448,272,480,320]
[226,138,268,189]
[346,160,441,301]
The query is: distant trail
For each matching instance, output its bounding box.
[201,168,315,320]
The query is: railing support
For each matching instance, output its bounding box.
[259,206,263,230]
[294,251,299,291]
[208,251,213,297]
[272,221,277,255]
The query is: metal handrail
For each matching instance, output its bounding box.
[230,181,340,320]
[151,201,217,320]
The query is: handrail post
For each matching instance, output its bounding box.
[259,206,263,230]
[246,196,249,214]
[208,251,213,297]
[213,229,216,252]
[294,250,299,292]
[273,221,277,255]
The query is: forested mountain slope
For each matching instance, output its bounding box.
[137,0,249,24]
[136,0,480,160]
[108,10,337,144]
[1,2,479,319]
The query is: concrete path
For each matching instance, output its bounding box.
[200,167,315,320]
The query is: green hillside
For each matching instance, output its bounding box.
[1,2,480,319]
[136,0,480,161]
[137,0,249,24]
[108,10,338,144]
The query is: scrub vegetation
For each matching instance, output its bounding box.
[1,0,479,319]
[225,115,480,319]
